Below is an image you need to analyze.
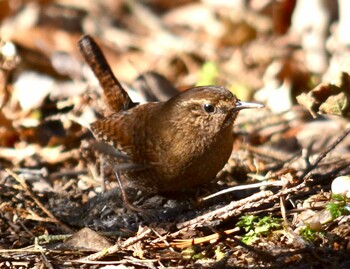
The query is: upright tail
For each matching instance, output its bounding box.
[78,35,136,113]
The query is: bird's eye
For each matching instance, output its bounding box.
[203,103,215,113]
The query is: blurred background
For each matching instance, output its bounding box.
[1,0,349,114]
[2,2,350,265]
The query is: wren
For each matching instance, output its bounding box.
[79,35,262,193]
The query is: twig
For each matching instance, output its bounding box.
[80,226,151,261]
[175,191,273,231]
[6,169,72,232]
[300,126,350,180]
[156,180,309,246]
[151,228,176,252]
[163,227,240,249]
[201,180,284,201]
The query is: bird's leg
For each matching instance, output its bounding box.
[114,170,144,213]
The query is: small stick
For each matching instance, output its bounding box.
[81,226,151,261]
[300,126,350,180]
[201,180,284,201]
[6,169,72,232]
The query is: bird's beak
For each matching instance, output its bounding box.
[235,101,263,111]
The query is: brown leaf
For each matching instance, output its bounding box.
[63,227,113,252]
[296,72,350,118]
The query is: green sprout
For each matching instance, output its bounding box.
[237,215,282,245]
[299,225,325,242]
[327,194,350,219]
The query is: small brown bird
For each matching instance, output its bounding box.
[79,35,262,193]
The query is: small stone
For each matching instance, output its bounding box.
[331,176,350,198]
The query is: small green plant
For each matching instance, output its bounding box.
[181,246,205,260]
[214,245,225,261]
[327,194,350,219]
[299,225,325,242]
[237,215,282,245]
